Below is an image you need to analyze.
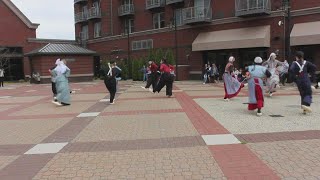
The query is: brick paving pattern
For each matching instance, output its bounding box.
[0,81,319,179]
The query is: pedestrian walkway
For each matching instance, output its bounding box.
[0,81,319,179]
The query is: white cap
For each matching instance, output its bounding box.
[254,57,263,64]
[228,56,235,62]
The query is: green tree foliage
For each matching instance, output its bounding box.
[100,48,175,81]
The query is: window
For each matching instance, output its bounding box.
[123,0,132,4]
[174,9,183,26]
[132,39,153,51]
[124,19,134,34]
[80,25,89,40]
[153,12,165,29]
[94,22,101,38]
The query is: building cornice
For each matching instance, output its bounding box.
[87,7,320,44]
[2,0,39,29]
[27,38,76,44]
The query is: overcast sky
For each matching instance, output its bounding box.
[11,0,75,40]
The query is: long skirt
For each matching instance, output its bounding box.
[223,73,243,99]
[248,78,264,110]
[56,80,71,104]
[296,77,312,106]
[266,74,279,93]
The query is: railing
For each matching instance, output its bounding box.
[235,0,271,17]
[74,11,88,23]
[87,7,101,19]
[74,0,87,4]
[166,0,184,5]
[118,4,135,16]
[182,6,212,24]
[146,0,165,10]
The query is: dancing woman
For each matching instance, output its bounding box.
[263,53,283,97]
[290,51,317,114]
[153,59,174,97]
[223,56,245,101]
[50,59,71,106]
[246,57,271,116]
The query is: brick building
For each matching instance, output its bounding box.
[0,0,95,82]
[74,0,320,80]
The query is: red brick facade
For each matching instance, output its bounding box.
[0,0,94,82]
[75,0,320,79]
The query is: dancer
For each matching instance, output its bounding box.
[144,60,158,91]
[280,60,289,86]
[223,56,245,101]
[246,57,271,116]
[263,53,283,97]
[104,61,117,104]
[153,59,174,97]
[49,59,60,101]
[0,67,4,87]
[290,51,317,114]
[50,59,71,106]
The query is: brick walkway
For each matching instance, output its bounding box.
[0,81,319,179]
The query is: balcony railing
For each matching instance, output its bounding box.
[166,0,184,5]
[182,6,212,24]
[87,7,101,19]
[146,0,165,10]
[74,0,87,4]
[235,0,271,17]
[118,4,135,16]
[75,11,88,23]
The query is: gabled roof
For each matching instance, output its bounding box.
[25,43,96,56]
[2,0,39,29]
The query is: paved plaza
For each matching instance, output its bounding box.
[0,80,319,180]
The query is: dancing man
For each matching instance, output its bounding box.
[246,57,271,116]
[153,59,174,97]
[104,61,117,104]
[143,60,158,92]
[263,53,283,97]
[50,59,71,106]
[223,56,245,101]
[290,51,317,114]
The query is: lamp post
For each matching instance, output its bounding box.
[171,10,178,80]
[126,24,130,66]
[284,0,291,60]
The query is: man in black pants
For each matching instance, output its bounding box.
[153,59,174,97]
[144,61,158,91]
[104,62,117,104]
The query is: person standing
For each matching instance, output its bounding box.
[140,65,147,82]
[203,64,208,84]
[280,60,289,86]
[50,59,71,106]
[49,59,60,101]
[153,59,174,97]
[211,63,219,83]
[144,60,158,91]
[0,67,4,87]
[104,61,117,104]
[290,51,317,114]
[246,57,271,116]
[223,56,245,101]
[263,53,283,97]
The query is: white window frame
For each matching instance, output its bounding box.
[153,12,165,29]
[124,19,134,34]
[132,39,153,51]
[81,25,89,40]
[94,22,101,38]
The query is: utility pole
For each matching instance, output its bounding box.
[284,0,291,60]
[173,10,178,80]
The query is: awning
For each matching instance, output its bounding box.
[291,21,320,46]
[192,25,270,51]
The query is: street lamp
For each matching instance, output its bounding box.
[283,0,291,60]
[169,11,178,80]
